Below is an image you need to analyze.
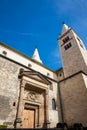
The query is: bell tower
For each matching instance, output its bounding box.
[58,24,87,78]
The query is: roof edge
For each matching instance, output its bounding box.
[0,42,56,72]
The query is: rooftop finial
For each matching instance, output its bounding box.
[32,48,43,64]
[62,23,70,35]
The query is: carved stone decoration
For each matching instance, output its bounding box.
[25,91,40,103]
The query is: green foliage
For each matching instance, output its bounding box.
[0,124,7,128]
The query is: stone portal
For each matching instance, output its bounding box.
[16,71,51,128]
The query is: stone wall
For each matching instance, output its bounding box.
[59,72,87,126]
[0,57,21,127]
[49,82,59,128]
[0,56,59,128]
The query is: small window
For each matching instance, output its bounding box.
[64,42,72,50]
[2,51,7,55]
[13,102,16,106]
[63,36,70,44]
[59,73,62,77]
[47,72,50,76]
[28,63,32,67]
[52,98,56,110]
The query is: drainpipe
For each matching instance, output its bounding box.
[57,82,64,123]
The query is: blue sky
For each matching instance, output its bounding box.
[0,0,87,70]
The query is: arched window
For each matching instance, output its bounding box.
[52,98,56,110]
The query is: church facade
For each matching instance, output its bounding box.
[0,24,87,128]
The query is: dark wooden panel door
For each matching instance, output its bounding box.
[22,109,35,128]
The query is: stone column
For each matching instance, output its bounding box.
[16,80,25,128]
[45,89,50,128]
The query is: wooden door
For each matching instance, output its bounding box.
[22,109,35,128]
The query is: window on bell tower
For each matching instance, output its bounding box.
[64,42,72,50]
[63,36,70,43]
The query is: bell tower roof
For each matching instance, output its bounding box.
[32,48,43,64]
[62,23,70,35]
